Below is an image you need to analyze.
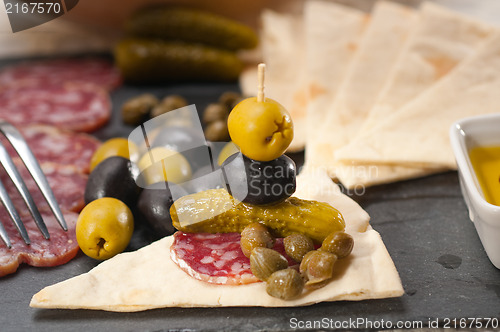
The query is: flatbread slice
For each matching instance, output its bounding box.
[359,1,495,133]
[335,162,447,190]
[242,3,367,154]
[30,170,403,311]
[302,1,367,170]
[335,31,500,169]
[336,2,495,188]
[306,1,418,178]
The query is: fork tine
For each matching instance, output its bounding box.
[0,122,67,232]
[0,142,49,240]
[0,213,12,248]
[0,178,30,245]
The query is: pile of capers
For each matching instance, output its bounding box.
[122,94,189,126]
[203,91,242,141]
[121,92,243,142]
[240,222,354,300]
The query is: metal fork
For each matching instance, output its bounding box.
[0,121,67,248]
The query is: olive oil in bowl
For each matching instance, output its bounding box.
[469,145,500,206]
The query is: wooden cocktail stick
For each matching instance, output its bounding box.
[257,63,265,102]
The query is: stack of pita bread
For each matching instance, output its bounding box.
[241,0,499,188]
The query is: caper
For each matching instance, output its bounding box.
[299,250,337,285]
[266,268,304,300]
[284,233,314,263]
[150,95,188,118]
[320,231,354,259]
[304,279,330,291]
[240,222,274,258]
[203,103,229,124]
[219,91,243,110]
[122,94,159,125]
[250,247,288,281]
[204,120,230,141]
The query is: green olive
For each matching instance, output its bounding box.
[89,138,139,172]
[217,141,239,166]
[76,197,134,260]
[240,222,274,257]
[320,231,354,259]
[250,247,288,281]
[151,95,188,118]
[228,97,293,162]
[204,120,230,141]
[137,147,192,185]
[122,94,159,125]
[219,91,243,110]
[284,233,314,263]
[203,103,229,124]
[266,268,304,300]
[299,250,337,286]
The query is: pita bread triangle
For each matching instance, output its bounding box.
[240,2,367,154]
[30,170,403,311]
[305,0,418,178]
[335,1,495,189]
[359,1,496,134]
[335,30,500,168]
[303,0,367,170]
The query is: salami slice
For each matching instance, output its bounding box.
[1,124,100,174]
[0,208,79,277]
[170,232,295,285]
[0,160,87,213]
[0,58,121,91]
[0,84,111,132]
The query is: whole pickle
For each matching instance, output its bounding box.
[115,39,243,84]
[170,188,345,244]
[125,7,258,51]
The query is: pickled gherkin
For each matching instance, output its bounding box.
[125,7,258,51]
[115,39,243,84]
[170,189,345,244]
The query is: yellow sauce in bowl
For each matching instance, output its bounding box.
[469,145,500,206]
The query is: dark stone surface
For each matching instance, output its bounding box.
[0,61,499,331]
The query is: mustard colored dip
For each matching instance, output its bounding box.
[469,145,500,206]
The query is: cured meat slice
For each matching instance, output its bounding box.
[1,124,100,174]
[0,84,111,132]
[0,58,121,91]
[170,232,295,285]
[0,160,87,213]
[0,208,79,277]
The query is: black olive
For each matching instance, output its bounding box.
[137,181,188,238]
[151,126,211,172]
[221,153,296,205]
[84,156,141,207]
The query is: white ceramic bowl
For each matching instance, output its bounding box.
[450,113,500,269]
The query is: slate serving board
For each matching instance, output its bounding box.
[0,63,499,332]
